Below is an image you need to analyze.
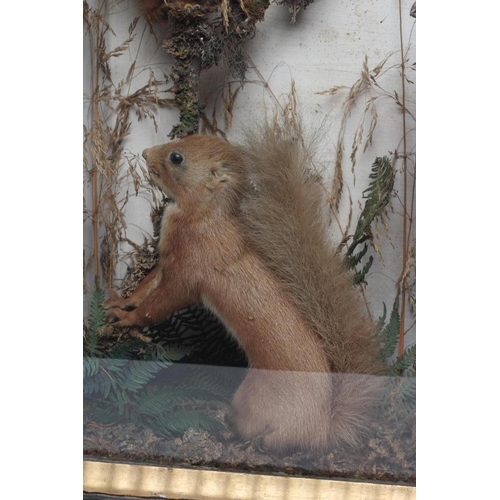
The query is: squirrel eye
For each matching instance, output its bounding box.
[169,152,184,165]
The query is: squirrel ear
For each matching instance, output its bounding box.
[207,166,230,191]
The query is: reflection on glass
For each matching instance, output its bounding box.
[84,360,415,484]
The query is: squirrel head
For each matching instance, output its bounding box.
[143,135,245,214]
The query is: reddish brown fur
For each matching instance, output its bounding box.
[105,129,383,452]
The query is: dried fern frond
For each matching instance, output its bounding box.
[352,156,395,244]
[345,156,396,284]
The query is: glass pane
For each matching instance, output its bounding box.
[84,359,415,484]
[83,0,416,489]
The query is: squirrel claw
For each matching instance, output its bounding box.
[105,307,135,327]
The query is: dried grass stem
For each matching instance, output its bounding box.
[398,0,409,357]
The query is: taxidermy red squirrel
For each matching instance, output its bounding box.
[105,123,384,452]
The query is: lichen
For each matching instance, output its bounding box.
[139,0,272,138]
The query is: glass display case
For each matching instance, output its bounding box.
[83,1,416,498]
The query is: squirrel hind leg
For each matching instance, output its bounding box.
[233,370,333,453]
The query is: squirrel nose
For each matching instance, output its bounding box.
[142,148,150,160]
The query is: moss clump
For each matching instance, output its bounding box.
[168,57,202,138]
[140,1,272,138]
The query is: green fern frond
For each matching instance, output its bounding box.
[375,302,388,335]
[353,255,373,285]
[112,360,168,393]
[83,358,128,397]
[84,370,115,398]
[88,279,105,333]
[345,243,369,270]
[83,356,100,378]
[387,344,416,376]
[84,279,106,357]
[377,301,401,363]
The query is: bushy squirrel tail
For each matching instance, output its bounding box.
[238,119,384,447]
[239,119,383,376]
[328,373,384,448]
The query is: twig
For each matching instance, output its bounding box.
[397,0,409,357]
[91,0,102,281]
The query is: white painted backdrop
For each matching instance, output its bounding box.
[83,0,416,348]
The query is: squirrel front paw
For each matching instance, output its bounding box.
[105,307,137,327]
[103,290,137,312]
